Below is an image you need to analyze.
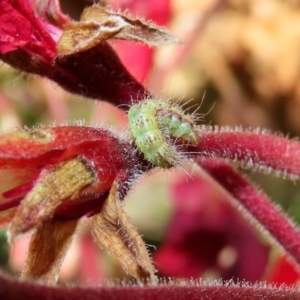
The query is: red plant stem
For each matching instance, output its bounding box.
[197,129,300,178]
[199,158,300,269]
[0,273,299,300]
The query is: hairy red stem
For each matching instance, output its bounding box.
[0,272,299,300]
[197,128,300,179]
[200,158,300,269]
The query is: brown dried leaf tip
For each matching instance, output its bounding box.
[8,158,95,284]
[57,5,181,56]
[9,158,94,240]
[18,174,157,284]
[92,182,157,284]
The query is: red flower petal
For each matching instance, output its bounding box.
[0,0,33,53]
[0,0,56,57]
[267,256,300,285]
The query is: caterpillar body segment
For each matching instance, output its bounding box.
[157,107,200,145]
[128,99,200,168]
[135,129,177,167]
[128,100,178,167]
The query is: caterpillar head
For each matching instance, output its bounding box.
[128,99,200,168]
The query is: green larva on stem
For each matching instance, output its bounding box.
[128,98,200,168]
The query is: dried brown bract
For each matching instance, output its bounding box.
[92,182,157,283]
[57,5,181,56]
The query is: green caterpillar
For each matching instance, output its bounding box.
[128,99,200,168]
